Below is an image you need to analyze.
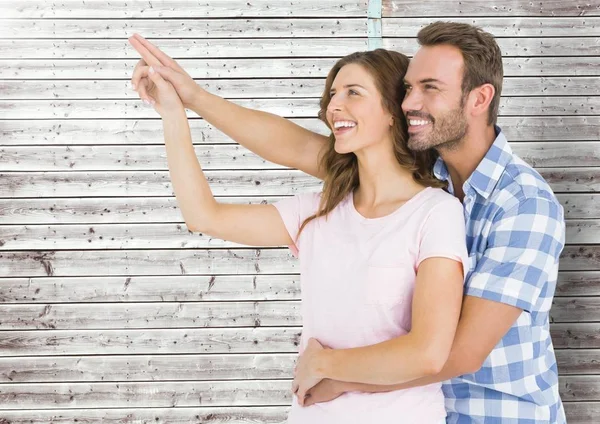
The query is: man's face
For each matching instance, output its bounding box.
[402,45,469,152]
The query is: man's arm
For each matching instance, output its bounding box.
[189,90,328,179]
[306,195,565,402]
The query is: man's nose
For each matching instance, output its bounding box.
[402,90,421,113]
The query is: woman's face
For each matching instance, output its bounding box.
[325,63,394,155]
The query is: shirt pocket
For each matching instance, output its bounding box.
[364,264,415,308]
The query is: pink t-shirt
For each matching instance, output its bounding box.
[274,186,468,424]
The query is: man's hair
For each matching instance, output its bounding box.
[417,21,503,125]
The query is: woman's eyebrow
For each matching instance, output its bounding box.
[330,84,366,93]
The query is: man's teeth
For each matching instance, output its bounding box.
[409,119,431,126]
[334,121,357,129]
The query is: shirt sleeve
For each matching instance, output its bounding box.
[465,196,565,312]
[272,192,321,258]
[417,197,469,280]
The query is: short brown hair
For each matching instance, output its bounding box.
[417,21,503,125]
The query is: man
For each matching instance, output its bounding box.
[130,21,566,423]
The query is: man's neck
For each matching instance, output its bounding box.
[439,125,497,202]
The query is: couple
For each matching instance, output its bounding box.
[129,21,566,424]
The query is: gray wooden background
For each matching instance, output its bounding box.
[0,1,599,422]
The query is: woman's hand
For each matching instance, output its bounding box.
[128,34,204,110]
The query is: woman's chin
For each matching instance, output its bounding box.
[334,141,353,155]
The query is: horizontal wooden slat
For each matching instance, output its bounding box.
[0,249,301,277]
[0,328,302,356]
[0,118,329,146]
[1,350,595,383]
[0,170,323,198]
[0,169,595,199]
[1,117,599,147]
[1,142,597,171]
[0,407,289,424]
[2,1,368,18]
[0,301,302,330]
[0,275,300,303]
[383,17,600,37]
[3,57,600,79]
[0,19,367,39]
[556,350,600,375]
[556,272,600,296]
[3,97,600,119]
[0,194,596,226]
[0,325,592,355]
[4,37,599,57]
[0,145,289,171]
[382,1,600,17]
[0,272,594,304]
[3,38,370,59]
[0,219,596,251]
[0,353,295,382]
[552,298,600,322]
[383,37,600,57]
[560,376,600,402]
[0,380,292,409]
[0,377,594,409]
[0,296,596,330]
[2,77,598,99]
[0,246,596,277]
[552,323,600,348]
[564,402,600,424]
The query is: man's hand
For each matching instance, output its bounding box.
[292,338,327,405]
[301,378,346,406]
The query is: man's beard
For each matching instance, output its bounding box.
[407,106,468,153]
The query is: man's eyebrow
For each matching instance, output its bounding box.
[418,78,445,85]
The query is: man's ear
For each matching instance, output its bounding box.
[469,83,495,119]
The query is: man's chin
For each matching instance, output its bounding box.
[407,136,432,152]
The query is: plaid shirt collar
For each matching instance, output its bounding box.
[433,126,513,200]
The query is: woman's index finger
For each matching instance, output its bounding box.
[128,35,163,68]
[132,34,178,69]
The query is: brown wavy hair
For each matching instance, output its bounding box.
[297,49,445,237]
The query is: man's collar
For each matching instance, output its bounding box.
[433,126,512,199]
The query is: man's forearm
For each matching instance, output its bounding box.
[189,89,327,178]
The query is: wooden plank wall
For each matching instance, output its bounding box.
[0,0,598,422]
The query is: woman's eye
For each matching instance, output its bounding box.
[349,89,358,95]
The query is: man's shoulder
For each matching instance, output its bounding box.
[490,152,563,219]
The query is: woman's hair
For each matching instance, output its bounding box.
[297,49,445,237]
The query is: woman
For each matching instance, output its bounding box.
[129,36,468,423]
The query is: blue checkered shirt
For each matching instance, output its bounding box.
[437,127,567,423]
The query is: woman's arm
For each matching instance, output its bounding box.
[161,109,292,247]
[129,34,328,179]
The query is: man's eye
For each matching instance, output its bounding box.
[424,85,437,90]
[404,85,412,91]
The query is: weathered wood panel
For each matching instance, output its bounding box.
[0,350,594,383]
[556,271,600,296]
[3,57,600,79]
[2,117,599,146]
[0,219,596,251]
[2,77,598,99]
[0,119,328,146]
[0,142,597,171]
[3,97,600,119]
[383,17,600,37]
[382,1,600,17]
[0,297,596,330]
[0,328,303,356]
[2,1,369,18]
[0,377,597,409]
[552,324,600,349]
[0,407,290,424]
[0,19,368,39]
[0,194,596,226]
[0,169,595,199]
[0,301,302,330]
[0,275,301,303]
[0,246,596,278]
[5,37,599,57]
[0,354,296,383]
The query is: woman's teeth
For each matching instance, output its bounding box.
[333,121,357,129]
